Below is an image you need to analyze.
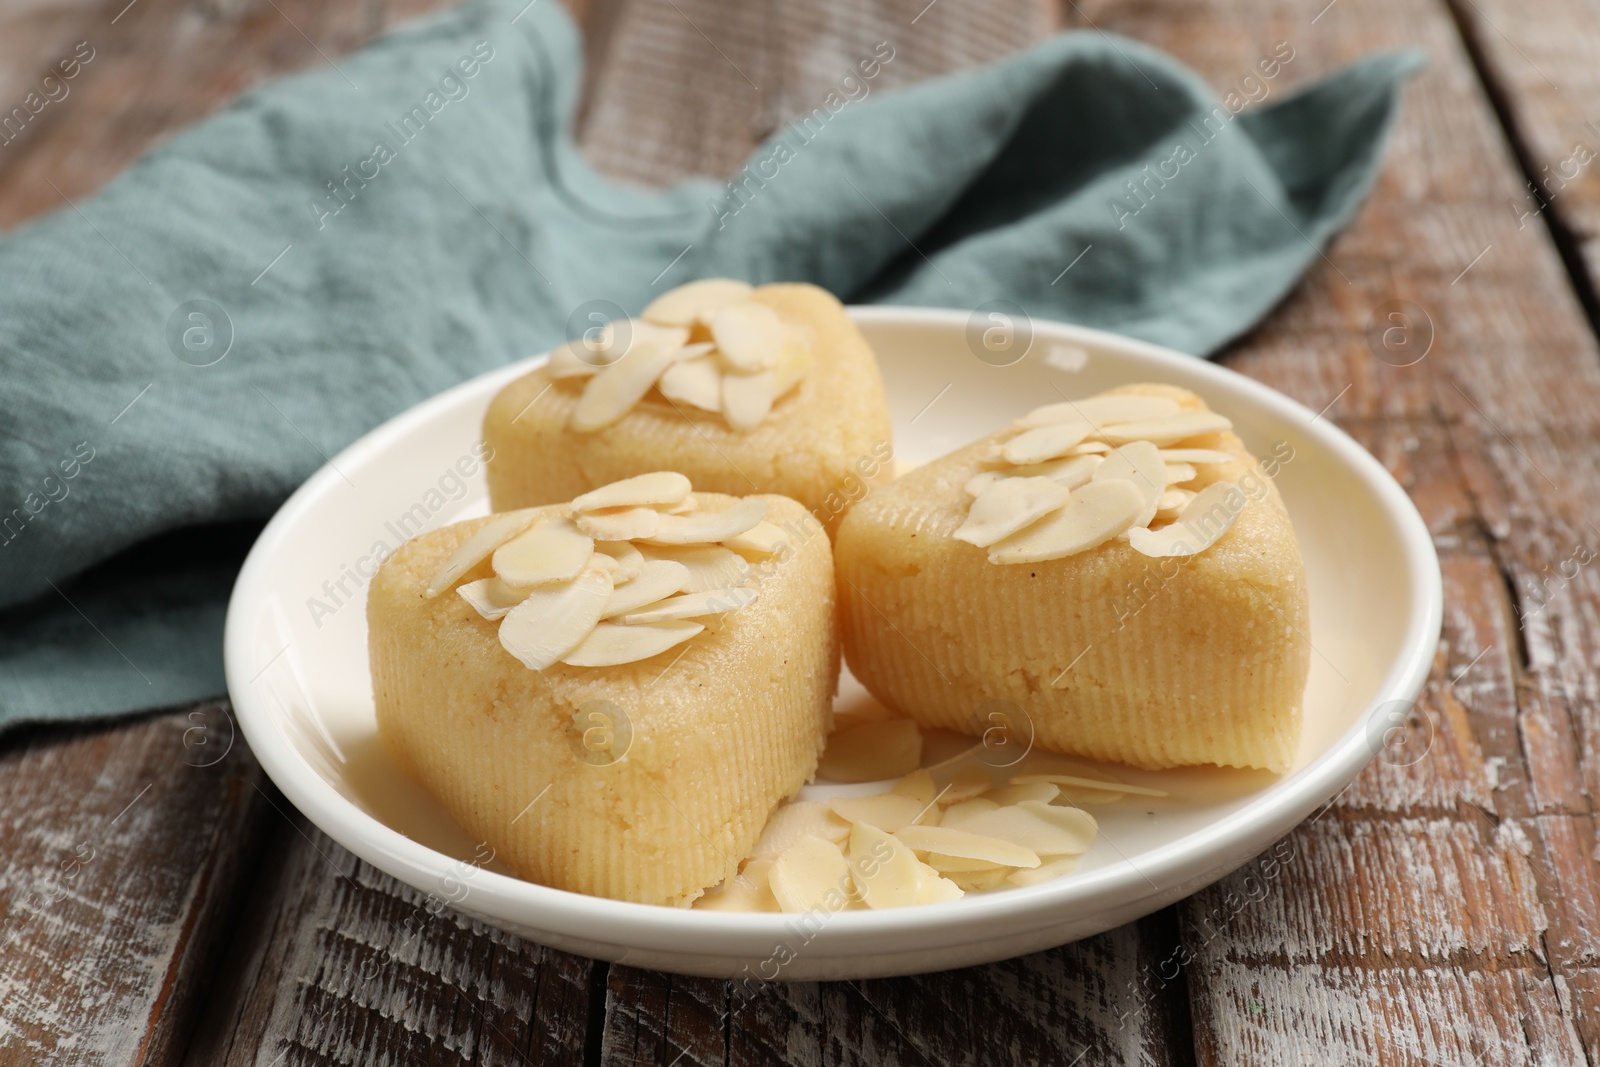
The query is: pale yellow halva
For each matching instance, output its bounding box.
[835,385,1309,773]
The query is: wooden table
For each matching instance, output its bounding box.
[0,0,1593,1062]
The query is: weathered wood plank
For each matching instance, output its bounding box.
[0,0,452,230]
[0,705,270,1065]
[178,800,596,1067]
[571,0,1047,181]
[595,919,1191,1066]
[1444,0,1600,322]
[715,916,1194,1067]
[1050,0,1600,1061]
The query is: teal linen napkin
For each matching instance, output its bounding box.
[0,0,1419,730]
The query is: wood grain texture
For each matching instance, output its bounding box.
[592,916,1189,1066]
[1053,0,1600,1061]
[1443,0,1600,323]
[0,0,452,229]
[571,0,1047,180]
[178,802,595,1067]
[719,915,1194,1067]
[0,705,269,1065]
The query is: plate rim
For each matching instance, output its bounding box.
[225,307,1443,959]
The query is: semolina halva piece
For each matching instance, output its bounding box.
[484,282,892,535]
[835,384,1309,773]
[369,486,838,907]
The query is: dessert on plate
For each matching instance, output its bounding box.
[367,472,837,907]
[834,384,1309,773]
[484,279,893,535]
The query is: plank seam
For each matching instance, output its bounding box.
[584,959,609,1067]
[1439,0,1600,345]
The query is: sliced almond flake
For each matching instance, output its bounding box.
[638,544,751,593]
[752,802,850,861]
[669,340,716,362]
[743,857,776,890]
[895,825,1040,868]
[770,834,853,914]
[644,497,767,545]
[1099,410,1233,446]
[694,867,779,912]
[969,455,1103,500]
[1017,394,1182,430]
[593,540,644,583]
[711,301,785,371]
[550,321,689,378]
[947,868,1010,892]
[602,559,692,618]
[963,470,1002,498]
[828,793,927,833]
[953,476,1071,549]
[423,509,540,596]
[559,619,703,667]
[723,520,790,556]
[1127,480,1242,558]
[1026,453,1104,489]
[497,566,613,670]
[1017,800,1099,852]
[657,355,722,412]
[783,802,862,846]
[1164,462,1198,486]
[1011,758,1131,805]
[849,823,921,910]
[1068,441,1111,455]
[618,585,757,624]
[1155,488,1196,521]
[1001,421,1093,465]
[939,798,999,829]
[914,863,965,904]
[770,332,812,399]
[663,495,698,514]
[988,479,1144,564]
[456,577,530,620]
[1010,773,1168,798]
[1007,855,1079,887]
[588,552,618,574]
[976,442,1012,468]
[1159,447,1233,465]
[641,278,755,328]
[816,719,923,784]
[1053,787,1127,808]
[892,768,937,807]
[547,336,615,378]
[721,369,776,431]
[492,516,594,587]
[957,803,1096,856]
[633,321,694,350]
[572,472,692,513]
[570,335,685,432]
[575,506,662,542]
[943,766,994,803]
[1091,441,1166,527]
[692,858,779,913]
[924,853,1010,874]
[986,782,1062,806]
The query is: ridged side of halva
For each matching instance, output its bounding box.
[369,494,838,906]
[836,385,1309,773]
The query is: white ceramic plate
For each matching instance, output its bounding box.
[225,308,1441,980]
